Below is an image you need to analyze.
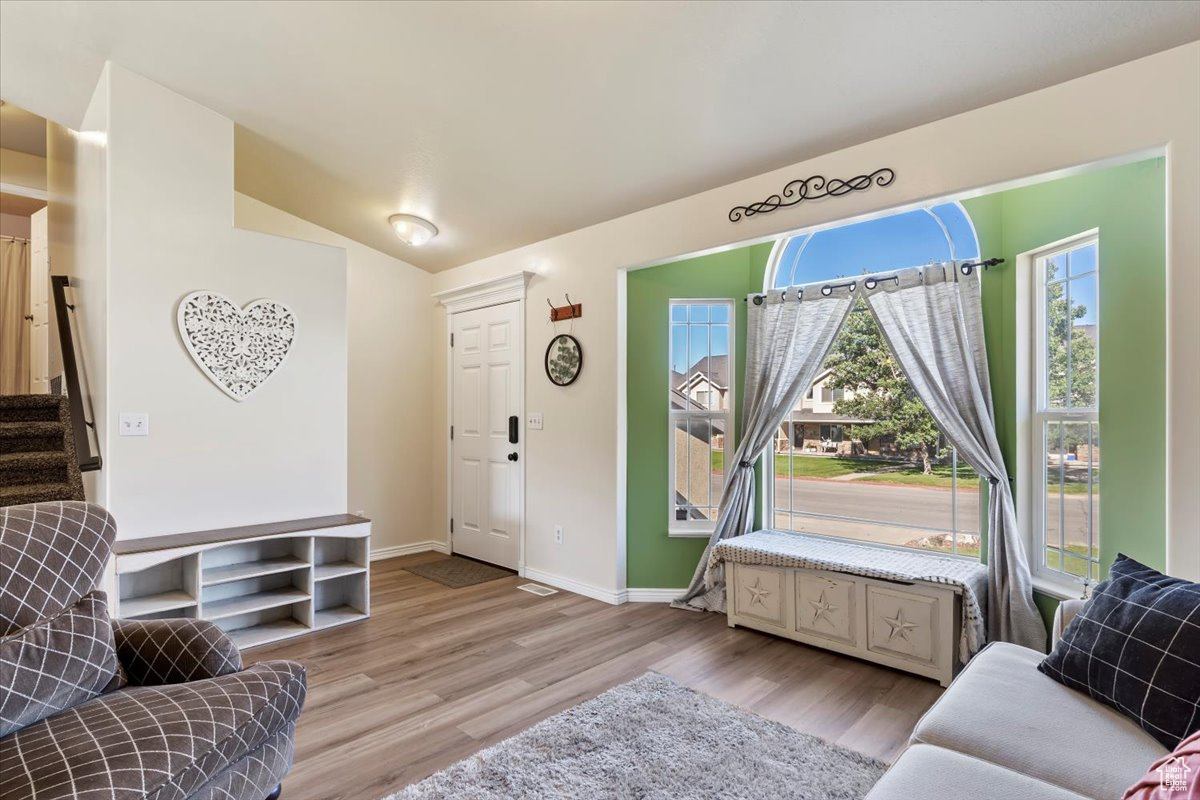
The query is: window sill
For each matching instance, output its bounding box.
[1031,574,1088,601]
[668,528,714,539]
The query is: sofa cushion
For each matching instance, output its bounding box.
[112,619,241,686]
[0,592,121,737]
[913,641,1167,799]
[0,659,306,800]
[1039,554,1200,749]
[865,744,1092,800]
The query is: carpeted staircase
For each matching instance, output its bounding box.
[0,394,86,506]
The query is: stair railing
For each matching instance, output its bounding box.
[51,276,102,472]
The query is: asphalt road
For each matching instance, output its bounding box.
[701,474,1097,548]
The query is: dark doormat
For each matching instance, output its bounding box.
[404,556,516,588]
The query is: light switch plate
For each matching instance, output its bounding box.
[527,412,544,430]
[119,413,150,437]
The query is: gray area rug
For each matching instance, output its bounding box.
[404,556,515,588]
[385,672,886,800]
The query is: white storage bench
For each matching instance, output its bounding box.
[111,514,371,650]
[716,530,987,686]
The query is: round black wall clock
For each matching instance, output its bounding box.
[545,334,583,386]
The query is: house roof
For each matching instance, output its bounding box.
[678,355,729,391]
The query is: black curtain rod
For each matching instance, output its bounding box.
[747,258,1006,303]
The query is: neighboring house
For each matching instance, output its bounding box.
[672,355,730,451]
[774,369,885,456]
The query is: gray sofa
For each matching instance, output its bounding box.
[0,501,307,800]
[866,600,1168,799]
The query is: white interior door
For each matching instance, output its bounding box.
[451,301,522,570]
[29,207,50,394]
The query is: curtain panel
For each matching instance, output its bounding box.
[1,238,31,395]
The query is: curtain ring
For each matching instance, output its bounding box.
[752,295,764,306]
[864,278,877,290]
[821,285,833,297]
[960,263,974,276]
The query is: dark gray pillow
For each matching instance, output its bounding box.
[0,591,120,736]
[1038,554,1200,749]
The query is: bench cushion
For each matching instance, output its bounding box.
[912,642,1166,799]
[0,660,305,800]
[865,744,1091,800]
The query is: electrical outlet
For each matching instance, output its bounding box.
[527,412,544,430]
[554,525,563,544]
[119,413,149,437]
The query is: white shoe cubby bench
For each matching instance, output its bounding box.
[112,514,371,650]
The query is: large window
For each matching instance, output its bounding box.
[1033,235,1100,584]
[669,300,734,533]
[766,203,982,557]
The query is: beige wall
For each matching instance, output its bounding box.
[430,43,1200,596]
[234,193,437,556]
[0,147,46,192]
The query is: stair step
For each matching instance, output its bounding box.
[0,421,65,454]
[0,482,82,507]
[0,394,65,423]
[0,451,69,484]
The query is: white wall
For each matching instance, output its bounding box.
[0,147,46,192]
[76,64,349,538]
[430,42,1200,595]
[234,193,436,555]
[47,70,109,502]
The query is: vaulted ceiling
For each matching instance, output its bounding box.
[1,1,1197,271]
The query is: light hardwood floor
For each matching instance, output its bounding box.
[249,554,943,800]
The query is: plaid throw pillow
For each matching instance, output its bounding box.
[1039,554,1200,749]
[0,591,121,737]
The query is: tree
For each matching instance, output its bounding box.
[1045,264,1097,410]
[824,302,944,474]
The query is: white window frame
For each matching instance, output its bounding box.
[1027,232,1101,590]
[668,298,736,537]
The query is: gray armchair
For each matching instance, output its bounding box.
[0,502,306,800]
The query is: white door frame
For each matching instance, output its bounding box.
[434,271,533,574]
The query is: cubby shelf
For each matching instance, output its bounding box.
[114,515,371,649]
[203,556,308,586]
[314,562,367,581]
[120,591,197,618]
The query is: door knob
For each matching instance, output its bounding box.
[508,452,519,462]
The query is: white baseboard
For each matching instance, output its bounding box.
[370,540,450,562]
[522,567,626,605]
[626,588,685,603]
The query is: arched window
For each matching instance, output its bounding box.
[764,202,982,558]
[768,202,979,289]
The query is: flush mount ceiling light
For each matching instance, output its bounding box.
[388,213,438,247]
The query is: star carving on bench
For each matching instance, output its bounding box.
[883,607,919,642]
[746,578,772,608]
[809,590,838,626]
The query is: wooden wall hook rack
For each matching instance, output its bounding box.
[548,294,582,322]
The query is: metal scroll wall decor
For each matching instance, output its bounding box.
[177,291,297,401]
[545,334,583,386]
[728,168,895,222]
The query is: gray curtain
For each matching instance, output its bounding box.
[674,284,853,611]
[1,238,31,395]
[862,263,1045,650]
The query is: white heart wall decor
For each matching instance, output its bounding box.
[176,291,297,402]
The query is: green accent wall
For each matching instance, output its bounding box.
[964,157,1168,581]
[626,243,773,588]
[627,159,1165,596]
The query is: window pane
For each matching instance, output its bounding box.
[711,304,730,323]
[1068,273,1098,409]
[688,304,709,323]
[1069,242,1097,276]
[670,304,688,323]
[1044,420,1065,572]
[772,307,980,559]
[1045,276,1069,408]
[1088,422,1101,579]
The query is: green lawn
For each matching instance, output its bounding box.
[712,450,1095,494]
